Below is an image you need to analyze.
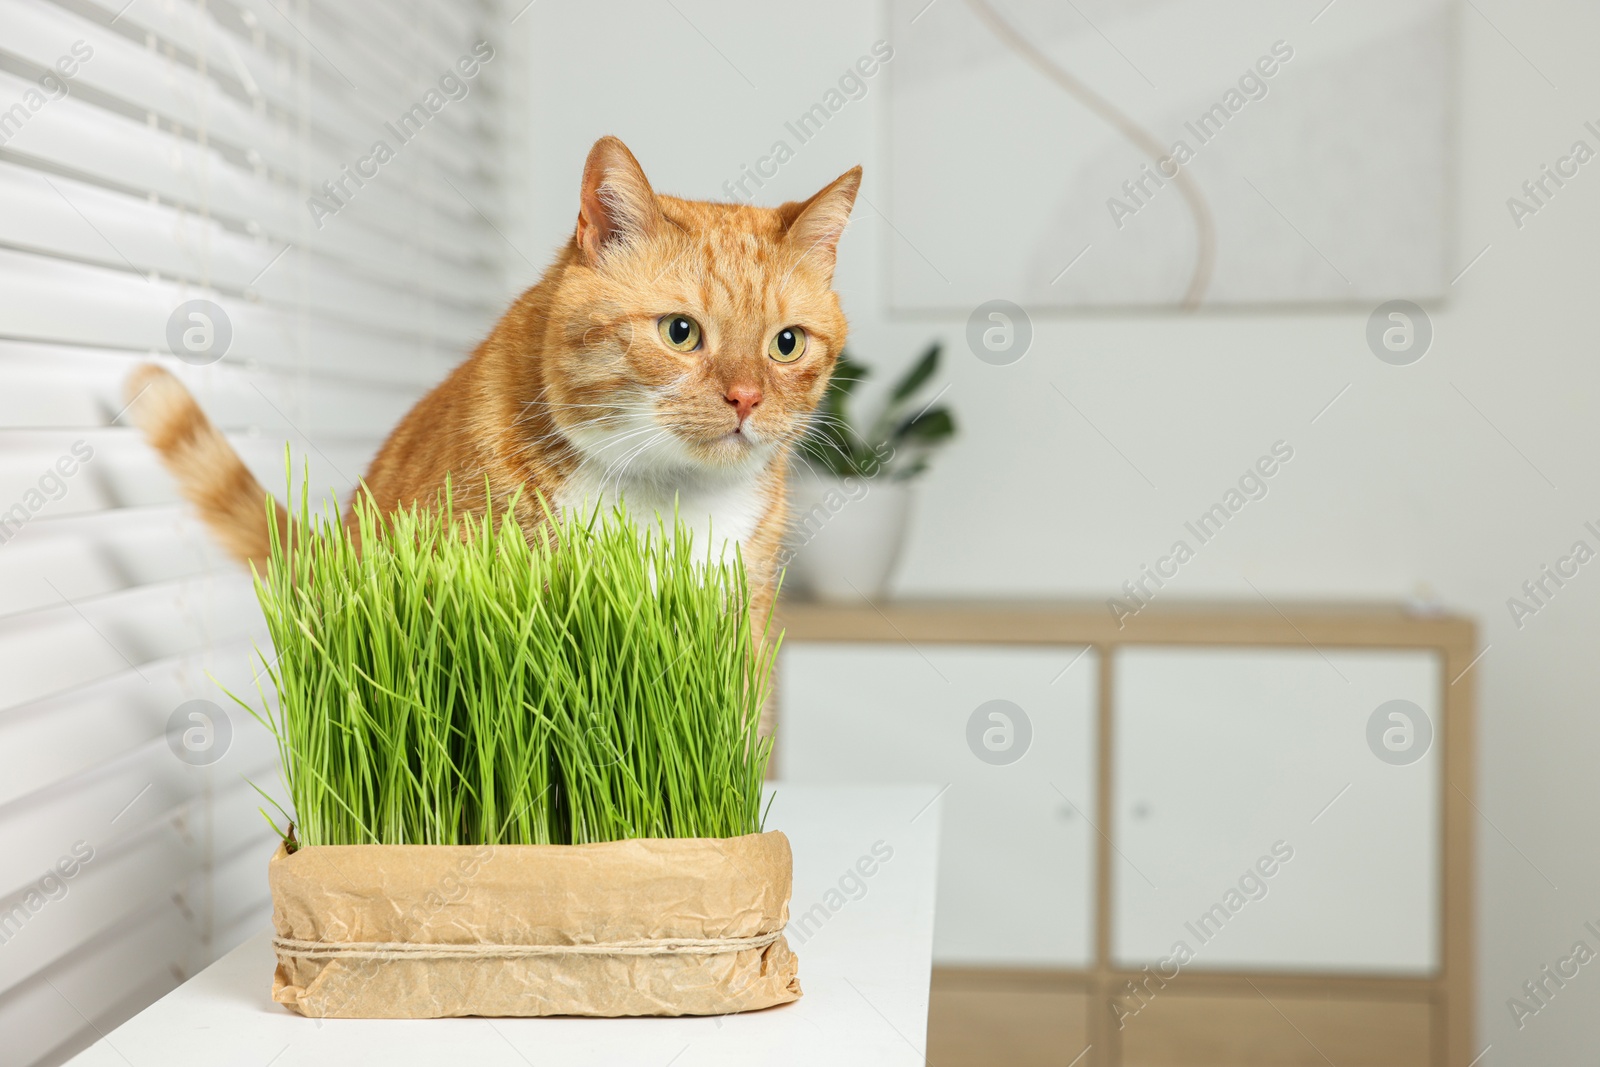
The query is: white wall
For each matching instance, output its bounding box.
[508,1,1600,1061]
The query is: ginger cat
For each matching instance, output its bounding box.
[127,136,861,633]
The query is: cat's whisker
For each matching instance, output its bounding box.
[795,428,885,477]
[600,430,671,498]
[589,424,670,473]
[799,409,875,442]
[513,414,637,440]
[795,422,882,461]
[788,453,825,480]
[519,396,658,413]
[512,399,658,430]
[614,434,668,488]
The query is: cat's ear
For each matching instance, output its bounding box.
[781,166,862,277]
[576,136,663,265]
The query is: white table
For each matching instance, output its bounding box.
[67,784,943,1067]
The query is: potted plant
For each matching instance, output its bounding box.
[236,482,799,1019]
[788,342,957,601]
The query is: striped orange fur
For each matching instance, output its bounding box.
[126,136,860,631]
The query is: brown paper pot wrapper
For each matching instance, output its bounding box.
[269,831,801,1019]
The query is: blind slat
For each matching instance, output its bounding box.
[0,807,212,998]
[5,0,499,222]
[0,431,380,521]
[0,640,259,807]
[0,342,426,433]
[0,576,262,712]
[0,508,228,617]
[0,69,499,275]
[0,898,197,1066]
[39,0,499,181]
[0,740,207,898]
[0,161,502,316]
[0,249,479,374]
[0,186,498,342]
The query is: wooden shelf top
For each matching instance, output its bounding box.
[775,598,1476,652]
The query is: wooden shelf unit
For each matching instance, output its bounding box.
[775,599,1478,1067]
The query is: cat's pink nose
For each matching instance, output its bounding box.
[724,384,763,423]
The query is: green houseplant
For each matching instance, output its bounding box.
[236,481,800,1019]
[789,342,957,600]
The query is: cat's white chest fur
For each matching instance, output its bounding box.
[554,461,767,564]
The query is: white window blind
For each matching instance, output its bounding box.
[0,0,508,1061]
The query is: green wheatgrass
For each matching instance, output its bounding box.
[234,476,776,849]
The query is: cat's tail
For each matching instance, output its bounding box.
[124,364,286,568]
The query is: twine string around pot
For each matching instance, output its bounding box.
[273,930,783,962]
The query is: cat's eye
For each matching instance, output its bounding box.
[658,315,702,352]
[768,326,806,363]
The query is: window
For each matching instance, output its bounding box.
[0,1,507,1060]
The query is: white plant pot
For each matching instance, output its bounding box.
[784,471,913,603]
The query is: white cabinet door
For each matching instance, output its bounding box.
[778,642,1098,968]
[1112,647,1441,975]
